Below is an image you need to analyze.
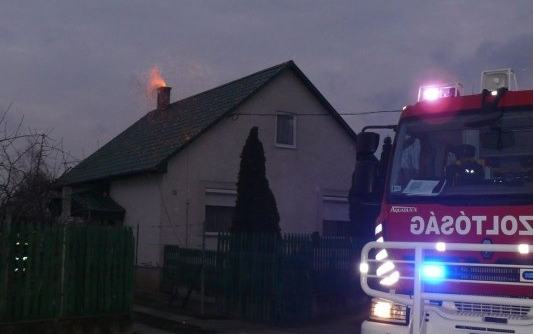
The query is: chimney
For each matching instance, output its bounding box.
[156,86,172,110]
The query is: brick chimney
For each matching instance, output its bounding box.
[156,86,172,110]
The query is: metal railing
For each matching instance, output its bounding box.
[360,241,533,334]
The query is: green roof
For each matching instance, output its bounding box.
[72,192,125,213]
[57,61,356,186]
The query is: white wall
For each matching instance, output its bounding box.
[156,70,356,250]
[110,175,163,266]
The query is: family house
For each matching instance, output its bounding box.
[57,61,358,288]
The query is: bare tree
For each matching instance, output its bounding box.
[0,103,78,225]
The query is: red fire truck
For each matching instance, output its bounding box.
[356,69,533,334]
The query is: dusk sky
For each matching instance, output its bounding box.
[1,1,532,164]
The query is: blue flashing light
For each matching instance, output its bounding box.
[422,264,446,283]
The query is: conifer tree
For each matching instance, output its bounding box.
[231,126,280,235]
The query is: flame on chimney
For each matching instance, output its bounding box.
[146,65,172,110]
[147,66,166,93]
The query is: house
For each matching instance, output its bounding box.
[56,61,358,289]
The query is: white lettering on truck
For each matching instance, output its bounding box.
[391,206,417,213]
[409,211,533,236]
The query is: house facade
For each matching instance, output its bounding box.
[57,61,358,289]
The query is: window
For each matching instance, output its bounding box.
[389,108,532,197]
[323,220,351,237]
[205,205,234,233]
[322,195,350,236]
[276,113,296,147]
[204,188,236,234]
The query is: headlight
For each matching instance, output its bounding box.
[369,298,410,325]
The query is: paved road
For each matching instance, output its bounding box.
[132,304,366,334]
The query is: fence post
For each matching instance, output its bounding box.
[58,225,68,318]
[0,207,12,321]
[201,220,205,315]
[136,223,139,266]
[60,187,72,223]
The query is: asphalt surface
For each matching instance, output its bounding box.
[132,305,366,334]
[132,291,368,334]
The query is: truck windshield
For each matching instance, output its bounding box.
[388,107,532,197]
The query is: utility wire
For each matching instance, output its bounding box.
[341,110,403,115]
[231,109,402,117]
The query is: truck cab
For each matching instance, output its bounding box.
[357,70,533,334]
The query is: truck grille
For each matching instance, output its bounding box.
[454,301,531,317]
[447,265,521,282]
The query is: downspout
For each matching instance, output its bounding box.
[185,150,190,248]
[185,200,190,248]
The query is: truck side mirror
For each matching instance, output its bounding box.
[354,131,380,197]
[357,132,380,156]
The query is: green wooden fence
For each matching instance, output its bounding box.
[0,224,135,323]
[161,233,361,324]
[162,246,221,295]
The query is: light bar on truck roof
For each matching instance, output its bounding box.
[418,82,462,102]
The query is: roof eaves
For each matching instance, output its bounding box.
[55,165,164,188]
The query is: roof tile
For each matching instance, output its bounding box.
[57,61,356,186]
[57,61,293,185]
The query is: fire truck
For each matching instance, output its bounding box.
[356,69,533,334]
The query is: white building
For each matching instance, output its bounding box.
[57,61,358,289]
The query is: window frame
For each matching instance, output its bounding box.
[322,219,351,237]
[204,188,237,235]
[204,205,234,234]
[275,111,297,148]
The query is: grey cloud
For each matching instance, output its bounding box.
[0,1,531,160]
[429,34,533,91]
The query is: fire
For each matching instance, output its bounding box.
[146,65,167,98]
